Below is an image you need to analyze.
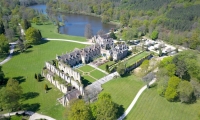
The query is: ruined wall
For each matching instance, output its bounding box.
[44,62,84,95]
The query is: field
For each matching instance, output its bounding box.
[126,87,200,120]
[1,40,86,119]
[76,65,106,85]
[32,23,87,42]
[126,51,150,67]
[102,75,144,109]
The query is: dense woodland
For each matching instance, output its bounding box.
[46,0,200,50]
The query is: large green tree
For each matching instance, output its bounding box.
[165,76,181,101]
[95,93,117,120]
[0,34,9,53]
[151,30,158,40]
[178,81,194,103]
[25,27,42,45]
[0,79,22,111]
[66,99,92,120]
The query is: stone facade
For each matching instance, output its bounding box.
[93,35,114,49]
[56,44,101,67]
[107,43,129,61]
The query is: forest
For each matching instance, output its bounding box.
[46,0,200,50]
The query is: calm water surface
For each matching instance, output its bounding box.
[29,5,116,37]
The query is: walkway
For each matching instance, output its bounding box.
[29,113,56,120]
[88,63,109,75]
[1,111,56,120]
[43,38,94,45]
[117,78,156,120]
[0,44,15,65]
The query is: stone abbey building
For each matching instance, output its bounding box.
[56,44,101,67]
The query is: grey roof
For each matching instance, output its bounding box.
[65,89,81,101]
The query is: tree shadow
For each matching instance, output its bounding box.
[38,76,45,82]
[81,77,92,87]
[21,103,40,112]
[12,76,26,84]
[23,50,33,54]
[22,92,39,101]
[116,104,125,118]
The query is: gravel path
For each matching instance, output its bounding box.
[0,44,15,65]
[43,38,94,45]
[29,113,56,120]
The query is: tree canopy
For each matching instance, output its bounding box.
[0,34,9,53]
[25,27,42,45]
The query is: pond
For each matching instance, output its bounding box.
[29,5,116,37]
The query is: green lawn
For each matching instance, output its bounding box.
[126,51,150,67]
[2,41,86,119]
[90,70,106,79]
[32,23,87,42]
[98,61,115,71]
[102,75,144,109]
[78,65,95,72]
[126,87,200,120]
[82,75,96,86]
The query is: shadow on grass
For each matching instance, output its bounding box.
[12,76,26,84]
[21,103,40,112]
[22,92,39,101]
[47,87,52,91]
[116,104,125,118]
[81,77,92,87]
[23,50,33,54]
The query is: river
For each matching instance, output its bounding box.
[29,5,116,37]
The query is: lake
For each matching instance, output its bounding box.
[29,5,116,37]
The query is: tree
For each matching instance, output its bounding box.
[109,32,117,39]
[44,84,48,93]
[84,24,93,39]
[105,65,109,73]
[0,21,5,34]
[158,46,162,57]
[25,27,42,45]
[151,30,158,40]
[117,61,126,76]
[34,73,37,80]
[164,76,181,101]
[0,66,5,85]
[23,19,31,30]
[0,79,22,111]
[140,60,149,74]
[0,34,9,53]
[95,93,117,120]
[178,81,194,103]
[66,99,93,120]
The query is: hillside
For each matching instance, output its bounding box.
[46,0,200,50]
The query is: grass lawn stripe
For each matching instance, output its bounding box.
[90,70,106,80]
[78,65,95,72]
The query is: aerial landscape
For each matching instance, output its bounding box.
[0,0,200,120]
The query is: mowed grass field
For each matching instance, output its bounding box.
[32,23,87,42]
[126,87,200,120]
[2,41,86,119]
[102,75,144,109]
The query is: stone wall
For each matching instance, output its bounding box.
[126,54,152,72]
[44,61,84,95]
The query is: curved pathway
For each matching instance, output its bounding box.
[43,38,94,45]
[117,78,156,120]
[0,44,15,65]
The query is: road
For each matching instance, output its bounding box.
[43,38,94,45]
[0,44,15,65]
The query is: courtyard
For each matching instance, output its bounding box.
[75,65,107,86]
